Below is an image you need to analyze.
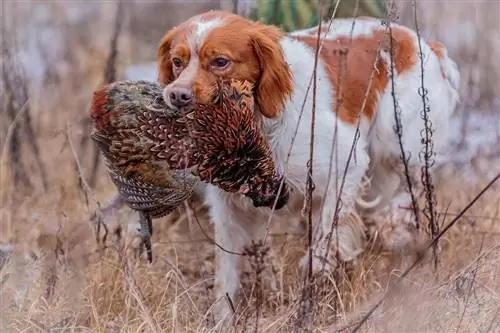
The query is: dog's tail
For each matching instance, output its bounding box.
[427,40,461,98]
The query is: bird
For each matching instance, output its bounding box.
[186,79,289,209]
[89,78,289,263]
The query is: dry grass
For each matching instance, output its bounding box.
[1,1,500,332]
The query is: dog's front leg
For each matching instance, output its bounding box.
[206,186,268,329]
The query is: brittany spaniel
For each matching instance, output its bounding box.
[156,10,460,322]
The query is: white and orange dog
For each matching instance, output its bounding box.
[156,10,460,321]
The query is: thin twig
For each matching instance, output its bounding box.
[322,0,388,275]
[262,0,348,241]
[44,223,64,302]
[88,1,124,187]
[412,0,439,270]
[385,5,421,229]
[225,292,236,317]
[65,123,108,249]
[0,100,30,163]
[187,201,244,256]
[293,2,325,331]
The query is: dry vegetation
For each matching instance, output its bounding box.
[1,1,500,332]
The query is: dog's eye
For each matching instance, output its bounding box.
[172,57,183,68]
[211,57,230,69]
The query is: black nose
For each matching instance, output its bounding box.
[169,87,193,107]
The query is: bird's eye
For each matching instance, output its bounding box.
[212,57,230,69]
[172,57,183,68]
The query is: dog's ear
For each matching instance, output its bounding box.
[157,29,177,84]
[250,24,293,118]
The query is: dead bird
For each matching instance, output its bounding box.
[90,79,289,262]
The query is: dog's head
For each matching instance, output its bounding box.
[156,10,293,119]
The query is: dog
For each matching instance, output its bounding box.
[156,10,461,323]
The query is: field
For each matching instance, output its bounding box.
[1,1,500,332]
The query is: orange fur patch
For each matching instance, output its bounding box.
[294,26,417,124]
[427,40,446,59]
[427,40,448,79]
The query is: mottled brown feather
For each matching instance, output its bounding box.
[89,79,289,262]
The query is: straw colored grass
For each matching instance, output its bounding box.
[1,1,499,332]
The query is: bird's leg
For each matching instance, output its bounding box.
[139,212,153,263]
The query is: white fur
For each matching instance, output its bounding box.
[163,16,461,323]
[189,18,223,51]
[290,17,382,39]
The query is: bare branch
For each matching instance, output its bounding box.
[294,2,325,331]
[187,201,244,256]
[384,8,422,232]
[66,123,108,251]
[412,0,440,270]
[88,1,125,188]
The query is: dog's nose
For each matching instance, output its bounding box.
[168,87,193,107]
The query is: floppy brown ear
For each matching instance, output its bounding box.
[250,24,293,118]
[157,29,176,84]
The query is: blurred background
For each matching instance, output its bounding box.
[1,1,499,332]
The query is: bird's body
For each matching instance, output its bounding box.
[90,79,289,262]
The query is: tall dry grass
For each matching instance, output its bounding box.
[1,1,499,332]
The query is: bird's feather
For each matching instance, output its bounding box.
[89,79,290,263]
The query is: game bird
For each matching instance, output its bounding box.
[89,79,289,262]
